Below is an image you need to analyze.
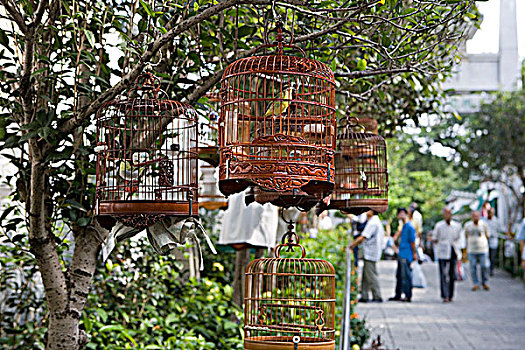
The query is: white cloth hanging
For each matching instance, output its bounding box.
[219,189,279,248]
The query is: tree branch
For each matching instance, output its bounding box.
[0,0,28,33]
[55,0,284,151]
[335,67,413,78]
[33,0,48,27]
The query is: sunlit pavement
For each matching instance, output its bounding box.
[355,260,525,350]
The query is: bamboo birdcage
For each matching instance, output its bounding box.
[317,116,388,215]
[95,72,198,230]
[244,222,336,350]
[218,21,336,208]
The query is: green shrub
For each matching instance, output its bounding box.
[82,238,243,349]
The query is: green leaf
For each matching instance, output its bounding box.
[84,30,95,49]
[357,58,367,71]
[64,199,87,212]
[77,217,91,227]
[96,308,108,323]
[99,324,124,332]
[237,25,254,38]
[121,331,137,346]
[0,206,15,221]
[139,0,154,17]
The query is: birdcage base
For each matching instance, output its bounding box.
[254,187,322,211]
[316,198,388,216]
[244,336,335,350]
[219,159,334,196]
[98,201,199,217]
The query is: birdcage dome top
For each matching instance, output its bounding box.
[246,256,335,276]
[337,129,386,142]
[223,53,336,84]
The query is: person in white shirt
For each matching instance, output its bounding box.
[433,207,461,302]
[349,210,384,303]
[464,211,490,291]
[482,208,500,276]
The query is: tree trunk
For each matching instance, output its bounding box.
[46,315,83,350]
[232,247,250,306]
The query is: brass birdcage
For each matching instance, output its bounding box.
[218,20,336,208]
[95,72,198,230]
[244,221,336,349]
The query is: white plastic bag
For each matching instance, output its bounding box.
[412,262,427,288]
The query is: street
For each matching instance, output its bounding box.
[356,260,525,349]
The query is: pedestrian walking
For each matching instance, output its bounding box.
[433,207,461,302]
[464,211,490,291]
[483,208,501,276]
[349,210,384,303]
[389,208,417,302]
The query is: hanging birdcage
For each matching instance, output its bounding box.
[218,20,336,208]
[244,220,336,349]
[317,116,388,215]
[95,72,198,230]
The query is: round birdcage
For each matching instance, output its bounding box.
[95,72,198,230]
[317,116,388,215]
[244,221,336,349]
[218,21,336,208]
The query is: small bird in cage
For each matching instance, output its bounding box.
[264,84,296,119]
[118,152,149,196]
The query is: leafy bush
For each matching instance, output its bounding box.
[0,240,47,349]
[82,238,243,349]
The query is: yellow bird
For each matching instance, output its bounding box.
[264,86,294,118]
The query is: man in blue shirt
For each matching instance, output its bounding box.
[389,207,417,302]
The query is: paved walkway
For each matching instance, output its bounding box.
[356,260,525,350]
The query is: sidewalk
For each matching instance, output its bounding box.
[356,260,525,350]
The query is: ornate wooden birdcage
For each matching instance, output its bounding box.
[218,20,336,208]
[244,221,336,349]
[317,115,388,215]
[95,72,198,230]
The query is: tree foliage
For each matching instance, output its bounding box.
[422,88,525,228]
[385,132,468,230]
[0,0,478,348]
